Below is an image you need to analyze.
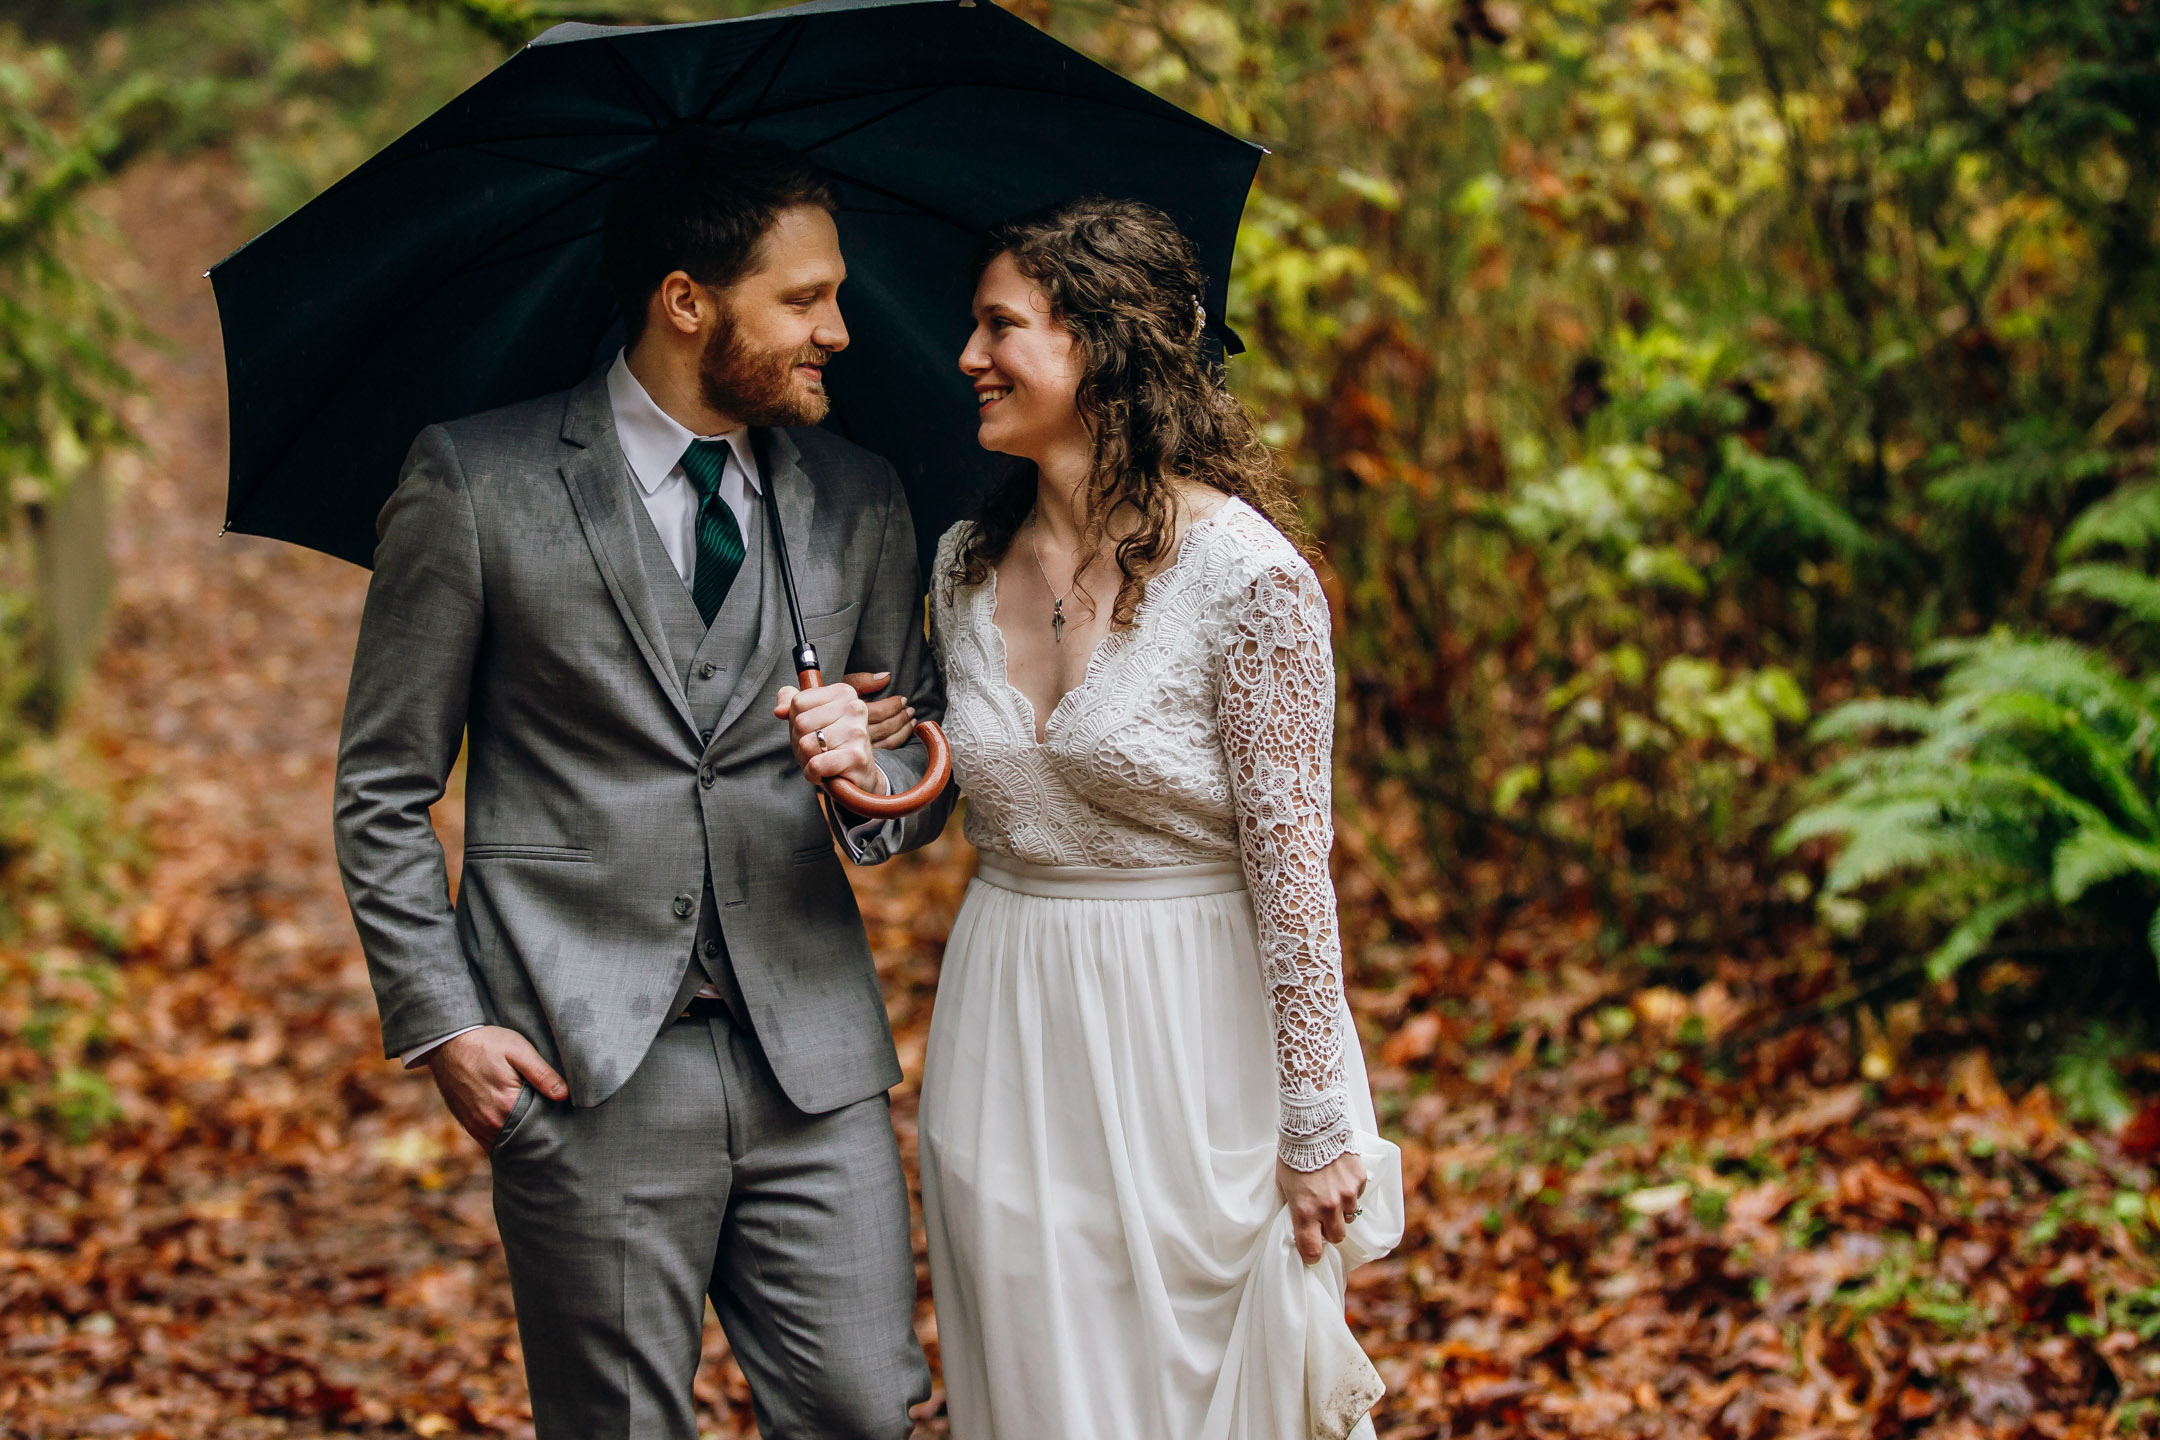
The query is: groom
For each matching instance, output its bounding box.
[333,132,951,1439]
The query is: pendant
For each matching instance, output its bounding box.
[1051,597,1065,643]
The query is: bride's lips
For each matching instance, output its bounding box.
[975,385,1011,410]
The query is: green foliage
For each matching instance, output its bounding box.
[0,587,137,1138]
[2050,1022,2140,1133]
[1056,0,2160,963]
[0,37,164,526]
[0,31,161,1137]
[1784,629,2160,981]
[1787,457,2160,984]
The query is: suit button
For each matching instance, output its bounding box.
[699,661,719,679]
[698,728,713,745]
[701,939,722,960]
[673,894,695,919]
[699,764,716,788]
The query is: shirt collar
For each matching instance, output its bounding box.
[605,350,761,497]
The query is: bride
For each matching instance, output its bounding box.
[911,197,1403,1440]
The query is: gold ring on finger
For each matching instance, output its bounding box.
[815,729,829,751]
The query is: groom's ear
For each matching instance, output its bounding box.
[651,271,720,340]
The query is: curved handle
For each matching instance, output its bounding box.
[798,667,953,818]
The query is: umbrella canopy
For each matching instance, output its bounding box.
[210,0,1263,572]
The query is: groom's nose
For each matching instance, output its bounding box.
[813,300,849,355]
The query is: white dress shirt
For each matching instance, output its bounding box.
[399,352,758,1067]
[605,349,762,582]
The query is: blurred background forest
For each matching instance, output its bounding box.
[5,0,2160,1436]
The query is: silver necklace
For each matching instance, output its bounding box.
[1026,515,1078,643]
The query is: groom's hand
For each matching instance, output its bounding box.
[425,1025,568,1151]
[773,680,886,795]
[843,670,916,749]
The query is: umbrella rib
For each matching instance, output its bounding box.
[449,224,606,280]
[233,174,621,516]
[694,20,804,126]
[813,162,984,238]
[798,87,942,152]
[463,148,625,181]
[443,171,618,281]
[602,44,681,130]
[738,23,812,130]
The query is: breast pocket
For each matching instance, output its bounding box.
[802,600,861,645]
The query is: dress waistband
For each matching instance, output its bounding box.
[974,856,1246,900]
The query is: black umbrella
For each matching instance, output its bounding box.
[209,0,1263,577]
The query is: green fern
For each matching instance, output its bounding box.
[1783,627,2160,981]
[1926,419,2112,521]
[1702,438,1877,561]
[2059,480,2160,562]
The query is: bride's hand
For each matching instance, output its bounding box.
[1277,1152,1368,1264]
[843,670,916,749]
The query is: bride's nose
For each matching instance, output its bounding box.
[958,326,991,375]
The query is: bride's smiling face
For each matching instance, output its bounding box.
[959,251,1090,463]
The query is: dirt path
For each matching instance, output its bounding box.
[1,156,968,1440]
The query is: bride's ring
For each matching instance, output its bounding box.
[1344,1207,1361,1221]
[814,729,830,752]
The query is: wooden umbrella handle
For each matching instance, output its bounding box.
[798,666,953,818]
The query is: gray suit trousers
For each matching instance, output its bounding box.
[489,1006,928,1440]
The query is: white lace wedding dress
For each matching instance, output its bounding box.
[918,499,1404,1440]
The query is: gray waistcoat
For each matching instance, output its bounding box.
[628,481,768,1014]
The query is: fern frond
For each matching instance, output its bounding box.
[1777,795,1943,852]
[2061,480,2160,561]
[1821,819,2031,895]
[1707,440,1877,559]
[1927,422,2110,521]
[1925,884,2053,981]
[1807,696,1941,743]
[2051,824,2160,906]
[1935,637,2151,728]
[2052,563,2160,630]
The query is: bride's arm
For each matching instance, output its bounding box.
[1218,558,1355,1175]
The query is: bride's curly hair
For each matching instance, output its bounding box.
[950,197,1311,624]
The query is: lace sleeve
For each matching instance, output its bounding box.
[1218,556,1352,1172]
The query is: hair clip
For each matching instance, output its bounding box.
[1192,294,1207,341]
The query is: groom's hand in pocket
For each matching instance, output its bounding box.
[843,670,915,749]
[424,1026,569,1150]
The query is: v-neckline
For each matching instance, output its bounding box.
[982,503,1235,747]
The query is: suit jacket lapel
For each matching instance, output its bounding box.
[710,426,813,747]
[556,375,699,740]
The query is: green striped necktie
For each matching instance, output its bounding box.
[678,438,747,625]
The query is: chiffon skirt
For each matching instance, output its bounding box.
[919,857,1404,1440]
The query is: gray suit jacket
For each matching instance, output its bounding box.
[333,373,952,1112]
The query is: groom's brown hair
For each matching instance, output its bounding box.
[604,130,837,345]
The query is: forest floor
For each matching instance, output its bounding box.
[4,156,2160,1439]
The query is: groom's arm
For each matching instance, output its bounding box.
[827,458,954,864]
[333,426,492,1058]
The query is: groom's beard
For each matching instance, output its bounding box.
[699,310,832,427]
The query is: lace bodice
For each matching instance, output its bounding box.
[929,500,1352,1171]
